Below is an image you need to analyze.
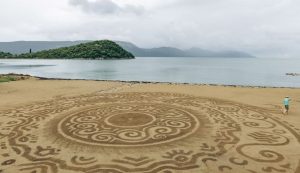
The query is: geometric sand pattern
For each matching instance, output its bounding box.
[0,92,300,173]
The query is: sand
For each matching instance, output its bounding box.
[0,77,300,173]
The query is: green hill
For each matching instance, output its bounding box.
[0,40,134,59]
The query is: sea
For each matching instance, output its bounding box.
[0,57,299,87]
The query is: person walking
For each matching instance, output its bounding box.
[283,96,291,115]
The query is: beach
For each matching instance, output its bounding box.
[1,77,300,173]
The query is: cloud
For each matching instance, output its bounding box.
[1,0,300,57]
[69,0,144,15]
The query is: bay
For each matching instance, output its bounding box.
[0,57,299,87]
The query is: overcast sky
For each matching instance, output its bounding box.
[1,0,300,57]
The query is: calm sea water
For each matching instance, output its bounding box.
[0,57,300,87]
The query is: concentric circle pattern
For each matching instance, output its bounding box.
[0,92,299,173]
[58,103,199,146]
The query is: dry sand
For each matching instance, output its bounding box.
[0,77,299,173]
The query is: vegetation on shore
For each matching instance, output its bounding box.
[0,74,31,83]
[0,51,14,58]
[0,76,16,83]
[0,40,134,59]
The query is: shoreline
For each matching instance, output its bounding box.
[0,57,135,60]
[2,73,300,89]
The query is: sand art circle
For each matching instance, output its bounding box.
[0,92,300,173]
[57,103,200,146]
[105,112,155,127]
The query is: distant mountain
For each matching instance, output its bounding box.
[0,40,254,57]
[0,41,89,54]
[116,41,254,57]
[115,41,186,57]
[0,40,134,59]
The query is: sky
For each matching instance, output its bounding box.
[0,0,300,57]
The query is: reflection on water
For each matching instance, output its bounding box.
[0,64,55,69]
[0,57,299,87]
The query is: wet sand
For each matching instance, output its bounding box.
[0,77,300,173]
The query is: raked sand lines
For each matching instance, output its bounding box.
[0,91,300,173]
